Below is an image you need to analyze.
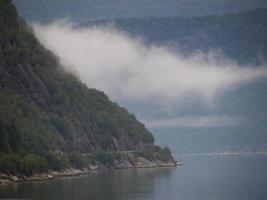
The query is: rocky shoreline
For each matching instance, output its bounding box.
[0,157,181,184]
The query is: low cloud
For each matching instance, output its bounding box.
[33,20,267,106]
[146,115,246,128]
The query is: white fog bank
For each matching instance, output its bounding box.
[33,21,267,106]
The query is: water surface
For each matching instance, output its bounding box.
[1,155,267,200]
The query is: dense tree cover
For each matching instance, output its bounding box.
[95,151,116,166]
[45,152,70,171]
[0,153,47,175]
[0,152,86,175]
[0,148,173,176]
[0,0,174,174]
[0,0,154,156]
[133,146,173,162]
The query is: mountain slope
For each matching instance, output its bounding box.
[0,0,156,156]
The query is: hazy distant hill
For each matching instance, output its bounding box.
[93,8,267,65]
[86,9,267,153]
[13,0,267,23]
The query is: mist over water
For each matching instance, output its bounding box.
[1,2,266,200]
[0,1,265,200]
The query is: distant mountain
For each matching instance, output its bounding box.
[13,0,267,23]
[153,127,267,154]
[92,8,267,65]
[85,9,267,154]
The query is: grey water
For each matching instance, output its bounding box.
[1,154,267,200]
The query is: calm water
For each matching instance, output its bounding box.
[1,154,267,200]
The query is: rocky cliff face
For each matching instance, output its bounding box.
[0,0,155,155]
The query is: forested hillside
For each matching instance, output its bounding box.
[0,0,174,175]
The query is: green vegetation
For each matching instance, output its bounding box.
[0,0,154,155]
[68,153,88,169]
[0,153,48,175]
[0,154,22,175]
[45,153,70,171]
[96,151,116,166]
[0,0,174,176]
[0,150,100,175]
[133,146,173,162]
[22,154,48,175]
[0,147,173,175]
[0,152,94,175]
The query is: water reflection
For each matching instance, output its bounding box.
[0,167,175,200]
[1,155,267,200]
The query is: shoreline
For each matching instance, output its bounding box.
[0,160,181,185]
